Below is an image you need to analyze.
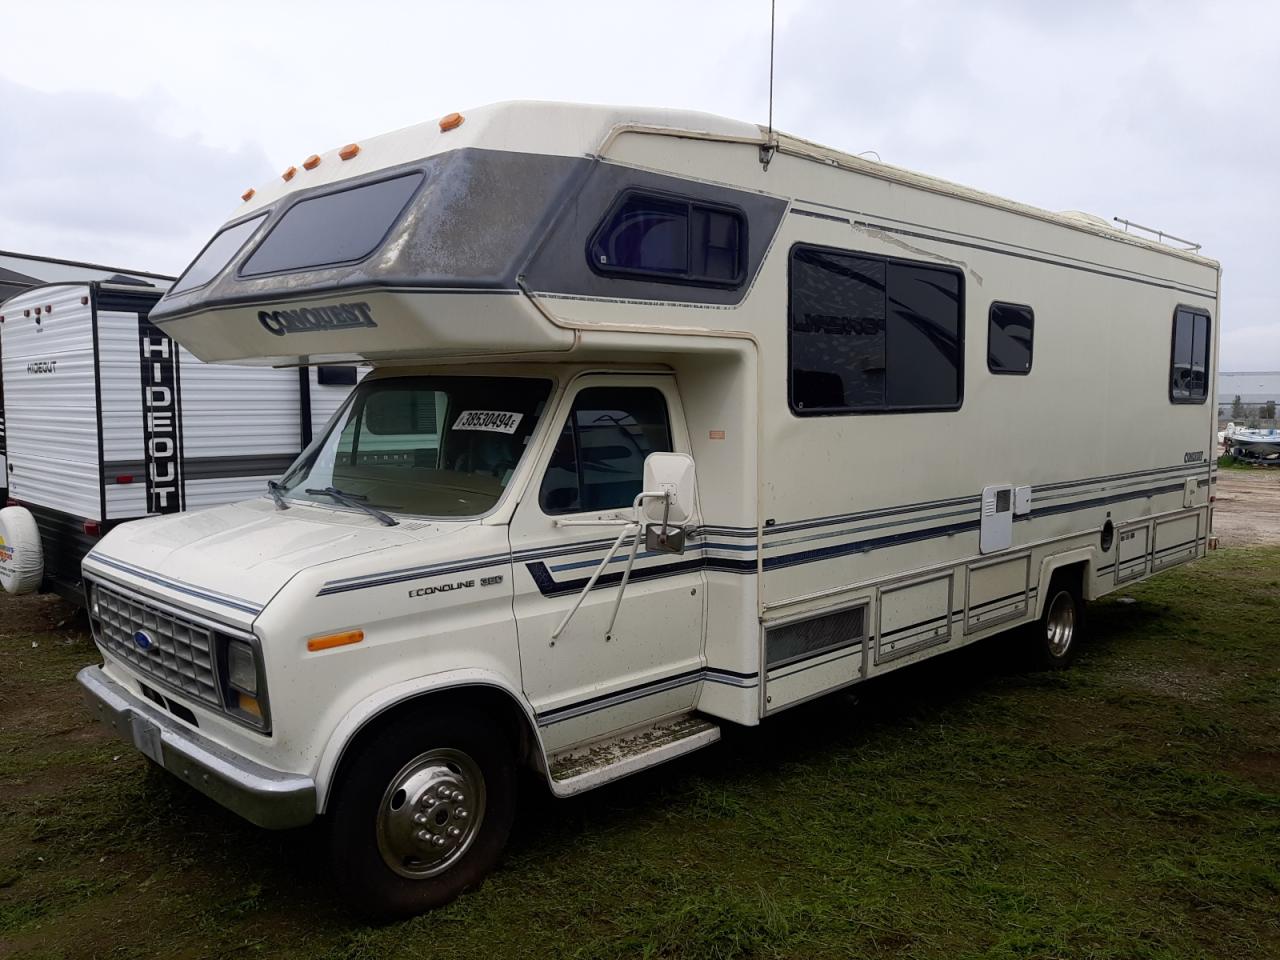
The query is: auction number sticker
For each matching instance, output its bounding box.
[453,410,524,434]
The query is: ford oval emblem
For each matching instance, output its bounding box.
[132,630,154,651]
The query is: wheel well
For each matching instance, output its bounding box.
[325,686,543,809]
[1047,559,1087,598]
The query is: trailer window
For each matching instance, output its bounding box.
[789,245,962,414]
[1170,307,1210,403]
[540,387,673,514]
[170,214,266,294]
[589,192,744,286]
[988,302,1034,374]
[240,172,424,277]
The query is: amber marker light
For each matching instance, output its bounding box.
[439,112,464,132]
[338,142,360,160]
[307,629,364,652]
[282,165,297,181]
[242,187,256,201]
[303,153,321,170]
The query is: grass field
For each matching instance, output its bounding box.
[1,549,1277,959]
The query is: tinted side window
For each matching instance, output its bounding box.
[1170,307,1211,403]
[240,173,424,277]
[590,192,744,286]
[789,245,962,414]
[171,214,267,294]
[540,387,673,514]
[988,302,1034,374]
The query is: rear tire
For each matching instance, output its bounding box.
[1031,571,1085,669]
[326,709,515,920]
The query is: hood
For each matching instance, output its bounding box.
[84,497,469,621]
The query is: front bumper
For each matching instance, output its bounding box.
[77,665,316,829]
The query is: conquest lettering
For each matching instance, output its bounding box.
[258,301,377,337]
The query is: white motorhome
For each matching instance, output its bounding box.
[0,280,361,600]
[67,102,1218,917]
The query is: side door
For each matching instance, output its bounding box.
[510,374,706,750]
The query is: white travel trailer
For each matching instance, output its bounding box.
[69,102,1219,917]
[0,280,361,600]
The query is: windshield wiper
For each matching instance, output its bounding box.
[304,486,399,527]
[266,479,290,511]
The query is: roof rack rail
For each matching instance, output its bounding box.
[1112,217,1201,252]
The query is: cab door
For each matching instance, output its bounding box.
[510,374,706,751]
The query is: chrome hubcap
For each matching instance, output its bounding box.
[376,748,485,879]
[1045,590,1076,657]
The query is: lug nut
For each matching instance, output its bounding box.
[448,826,461,837]
[453,793,464,803]
[416,830,430,841]
[455,809,468,819]
[433,836,447,847]
[414,814,427,824]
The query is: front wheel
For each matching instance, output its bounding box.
[1030,573,1085,669]
[326,709,516,919]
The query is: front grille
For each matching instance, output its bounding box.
[96,586,222,708]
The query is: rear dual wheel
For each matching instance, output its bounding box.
[327,710,515,919]
[1030,572,1085,669]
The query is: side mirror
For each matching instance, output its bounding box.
[642,453,697,554]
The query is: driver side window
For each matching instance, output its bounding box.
[539,386,673,515]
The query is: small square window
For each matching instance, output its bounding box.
[988,302,1034,375]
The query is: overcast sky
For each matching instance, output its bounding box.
[2,0,1276,369]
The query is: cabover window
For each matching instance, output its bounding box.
[1169,306,1211,403]
[789,245,963,414]
[240,172,424,277]
[170,214,266,295]
[988,302,1034,374]
[589,191,744,286]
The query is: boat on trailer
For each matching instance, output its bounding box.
[1225,423,1280,462]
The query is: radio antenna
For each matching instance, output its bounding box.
[760,0,778,170]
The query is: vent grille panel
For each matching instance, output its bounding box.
[766,606,866,669]
[96,587,221,707]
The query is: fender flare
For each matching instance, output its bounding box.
[313,668,548,813]
[1035,547,1097,615]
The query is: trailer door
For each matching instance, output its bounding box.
[509,375,706,750]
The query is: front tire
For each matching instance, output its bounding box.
[327,709,515,919]
[1031,572,1085,669]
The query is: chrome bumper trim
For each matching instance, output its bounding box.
[77,665,315,830]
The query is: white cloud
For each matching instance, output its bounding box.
[1,0,1275,367]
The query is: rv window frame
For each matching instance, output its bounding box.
[786,242,966,417]
[237,170,427,281]
[586,188,748,290]
[1168,304,1212,405]
[987,301,1035,376]
[168,213,269,296]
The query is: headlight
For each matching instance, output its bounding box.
[226,641,258,696]
[88,584,101,619]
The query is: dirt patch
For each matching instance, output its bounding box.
[1213,469,1280,547]
[1106,661,1226,703]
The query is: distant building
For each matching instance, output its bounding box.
[1218,371,1280,407]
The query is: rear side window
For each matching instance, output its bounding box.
[988,302,1034,374]
[1170,306,1211,403]
[240,172,424,277]
[170,214,266,294]
[540,387,673,514]
[589,192,744,286]
[789,245,963,414]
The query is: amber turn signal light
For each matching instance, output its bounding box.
[307,629,364,652]
[439,112,464,132]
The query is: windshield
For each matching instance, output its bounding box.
[279,376,553,519]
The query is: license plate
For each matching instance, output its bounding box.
[130,714,164,765]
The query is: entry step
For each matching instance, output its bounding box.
[548,714,720,797]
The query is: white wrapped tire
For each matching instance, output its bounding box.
[0,506,44,595]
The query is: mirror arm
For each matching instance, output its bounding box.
[548,490,671,642]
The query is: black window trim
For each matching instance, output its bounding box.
[168,211,269,297]
[236,168,427,281]
[1168,303,1212,405]
[787,241,966,417]
[987,300,1035,376]
[538,383,675,517]
[586,187,748,290]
